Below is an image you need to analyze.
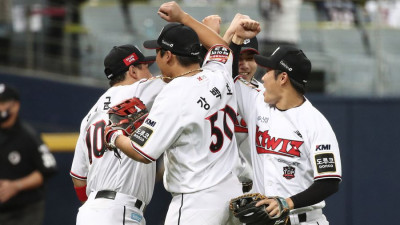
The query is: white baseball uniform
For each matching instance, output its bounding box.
[70,76,165,225]
[234,78,264,186]
[128,45,242,225]
[235,77,342,225]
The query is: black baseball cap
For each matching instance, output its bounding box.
[241,36,259,54]
[254,46,311,85]
[143,23,201,57]
[0,84,20,102]
[104,44,155,79]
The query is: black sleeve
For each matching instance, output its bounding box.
[229,42,241,79]
[290,178,340,209]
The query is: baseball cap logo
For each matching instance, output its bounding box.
[123,53,139,66]
[280,60,293,71]
[161,39,174,48]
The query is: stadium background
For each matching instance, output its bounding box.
[1,0,399,225]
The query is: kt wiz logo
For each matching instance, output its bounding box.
[255,126,303,157]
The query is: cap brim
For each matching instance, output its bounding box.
[143,40,160,49]
[240,47,259,54]
[138,56,156,67]
[254,54,276,69]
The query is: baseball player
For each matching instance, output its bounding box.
[105,2,261,224]
[202,14,263,192]
[234,46,342,224]
[70,44,165,225]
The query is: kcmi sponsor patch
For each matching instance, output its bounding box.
[131,126,153,147]
[315,153,336,173]
[208,46,230,64]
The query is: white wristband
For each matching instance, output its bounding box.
[109,130,123,149]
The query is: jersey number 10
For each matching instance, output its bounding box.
[85,120,107,164]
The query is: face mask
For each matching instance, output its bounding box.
[0,109,10,124]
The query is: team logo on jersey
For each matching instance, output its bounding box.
[131,126,153,147]
[283,166,295,179]
[255,126,303,158]
[208,46,230,64]
[315,153,336,173]
[316,144,331,151]
[8,151,21,165]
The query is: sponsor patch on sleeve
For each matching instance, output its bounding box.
[130,126,153,147]
[207,46,230,64]
[315,153,337,173]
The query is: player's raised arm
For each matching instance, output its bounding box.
[231,18,261,45]
[223,13,250,43]
[202,15,222,35]
[157,1,226,49]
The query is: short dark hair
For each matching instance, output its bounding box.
[109,72,126,87]
[108,64,145,86]
[159,48,201,66]
[274,70,306,95]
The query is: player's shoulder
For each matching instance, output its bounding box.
[139,75,164,83]
[299,100,332,127]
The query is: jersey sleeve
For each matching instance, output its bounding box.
[309,115,342,181]
[134,76,165,110]
[129,86,184,161]
[234,76,263,124]
[202,44,233,77]
[70,118,89,180]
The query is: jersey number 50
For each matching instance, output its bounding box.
[206,105,238,153]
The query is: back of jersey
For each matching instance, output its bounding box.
[70,77,164,204]
[129,46,240,193]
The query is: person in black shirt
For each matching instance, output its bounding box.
[0,83,58,225]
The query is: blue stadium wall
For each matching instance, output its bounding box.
[1,72,399,225]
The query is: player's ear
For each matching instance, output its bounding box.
[128,65,139,80]
[165,50,173,62]
[280,72,289,84]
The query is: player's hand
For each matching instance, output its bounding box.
[224,13,250,38]
[255,196,291,217]
[235,19,261,40]
[158,1,187,23]
[0,180,19,203]
[202,15,222,34]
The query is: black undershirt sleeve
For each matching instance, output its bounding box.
[290,178,340,209]
[229,42,241,79]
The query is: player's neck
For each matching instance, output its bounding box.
[276,92,305,111]
[162,65,202,82]
[173,65,202,79]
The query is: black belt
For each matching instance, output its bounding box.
[95,190,143,209]
[288,213,306,224]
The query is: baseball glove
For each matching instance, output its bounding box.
[229,193,290,225]
[104,97,149,151]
